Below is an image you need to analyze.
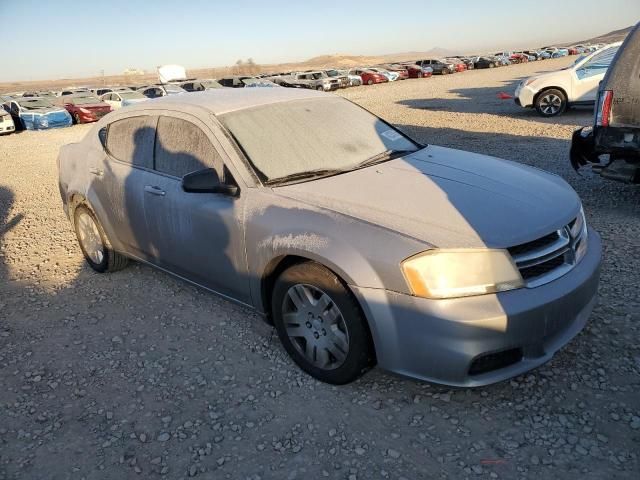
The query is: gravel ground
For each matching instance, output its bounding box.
[1,58,639,480]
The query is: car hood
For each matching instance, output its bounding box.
[275,145,580,249]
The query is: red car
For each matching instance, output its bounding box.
[445,59,467,72]
[60,93,112,124]
[397,64,431,78]
[348,68,388,85]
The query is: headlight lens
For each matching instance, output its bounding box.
[38,115,48,127]
[401,249,524,299]
[524,77,537,87]
[572,207,588,263]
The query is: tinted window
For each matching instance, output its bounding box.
[106,116,156,169]
[154,116,223,179]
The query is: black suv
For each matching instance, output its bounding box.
[570,23,640,184]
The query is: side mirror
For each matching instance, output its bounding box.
[182,168,238,196]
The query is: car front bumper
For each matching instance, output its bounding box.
[514,82,537,108]
[352,227,601,387]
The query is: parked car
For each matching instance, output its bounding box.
[348,68,388,85]
[3,97,72,130]
[415,59,455,75]
[286,72,341,91]
[23,91,56,98]
[218,76,265,88]
[322,69,351,88]
[445,58,467,72]
[381,65,410,80]
[58,88,601,386]
[59,93,112,124]
[139,84,186,98]
[473,56,498,69]
[0,108,16,135]
[366,68,400,81]
[336,70,363,86]
[570,24,640,183]
[515,42,622,117]
[397,64,432,78]
[91,87,133,97]
[178,79,223,92]
[100,90,148,109]
[59,88,91,96]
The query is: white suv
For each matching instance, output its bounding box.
[515,42,621,117]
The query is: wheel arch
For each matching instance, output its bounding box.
[533,85,568,105]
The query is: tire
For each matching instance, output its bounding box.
[367,79,374,85]
[272,262,373,384]
[73,113,81,124]
[535,88,567,117]
[316,85,324,91]
[441,69,448,75]
[489,63,495,68]
[73,205,128,273]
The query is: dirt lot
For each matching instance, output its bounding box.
[1,58,639,480]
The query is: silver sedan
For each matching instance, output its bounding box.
[57,89,601,386]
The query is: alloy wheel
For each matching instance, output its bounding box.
[281,284,350,370]
[77,211,104,264]
[539,93,562,115]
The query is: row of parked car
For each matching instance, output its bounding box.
[0,42,606,133]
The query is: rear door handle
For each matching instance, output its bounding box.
[89,167,103,176]
[144,185,165,196]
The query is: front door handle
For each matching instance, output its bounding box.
[89,167,103,176]
[144,185,165,196]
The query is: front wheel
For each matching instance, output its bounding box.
[535,88,567,117]
[367,79,374,85]
[441,69,448,75]
[272,262,373,384]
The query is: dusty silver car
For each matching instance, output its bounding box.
[57,89,601,386]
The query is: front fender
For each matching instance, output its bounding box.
[245,193,429,313]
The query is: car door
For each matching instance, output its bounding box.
[102,94,118,109]
[142,113,250,303]
[90,115,157,259]
[572,46,620,103]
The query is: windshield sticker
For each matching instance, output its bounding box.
[381,129,403,141]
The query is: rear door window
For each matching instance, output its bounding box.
[106,116,157,169]
[154,116,224,179]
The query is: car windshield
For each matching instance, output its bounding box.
[219,97,419,184]
[325,70,339,77]
[70,96,101,105]
[119,91,146,99]
[20,99,54,110]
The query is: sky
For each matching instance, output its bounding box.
[1,0,638,82]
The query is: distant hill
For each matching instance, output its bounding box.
[567,25,634,46]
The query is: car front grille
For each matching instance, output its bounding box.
[508,214,586,288]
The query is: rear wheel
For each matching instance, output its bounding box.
[73,113,81,124]
[316,85,324,91]
[489,63,495,68]
[74,205,128,273]
[441,69,449,75]
[272,262,373,384]
[535,88,567,117]
[367,79,374,85]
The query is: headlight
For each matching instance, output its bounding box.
[571,207,588,263]
[37,115,48,127]
[524,77,537,87]
[401,249,524,299]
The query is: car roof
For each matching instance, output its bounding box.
[126,88,329,115]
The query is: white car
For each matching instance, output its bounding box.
[0,108,16,134]
[367,68,399,81]
[99,91,148,109]
[515,42,621,117]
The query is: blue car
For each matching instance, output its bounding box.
[3,97,72,130]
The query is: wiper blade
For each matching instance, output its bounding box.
[353,149,415,170]
[266,168,344,186]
